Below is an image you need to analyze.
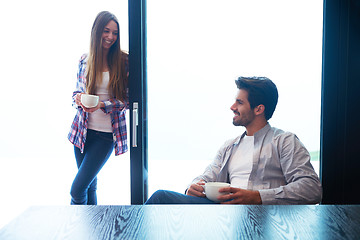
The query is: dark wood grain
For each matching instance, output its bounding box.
[0,205,359,239]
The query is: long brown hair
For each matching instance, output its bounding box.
[86,11,128,102]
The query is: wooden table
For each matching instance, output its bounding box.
[1,205,359,239]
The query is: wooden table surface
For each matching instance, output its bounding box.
[1,205,360,240]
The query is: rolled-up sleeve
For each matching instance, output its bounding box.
[102,99,128,114]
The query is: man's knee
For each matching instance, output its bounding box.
[145,190,167,204]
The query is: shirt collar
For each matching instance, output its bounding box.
[234,123,271,145]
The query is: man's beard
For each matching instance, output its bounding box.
[233,119,242,126]
[232,111,254,127]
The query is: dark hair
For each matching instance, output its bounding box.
[235,76,278,120]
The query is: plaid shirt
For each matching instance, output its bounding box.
[68,54,129,156]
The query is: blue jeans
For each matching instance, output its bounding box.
[145,190,217,204]
[70,129,114,205]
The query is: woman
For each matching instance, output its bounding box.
[68,11,129,205]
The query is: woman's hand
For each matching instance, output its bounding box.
[75,93,83,106]
[82,103,101,113]
[186,181,206,198]
[75,93,103,112]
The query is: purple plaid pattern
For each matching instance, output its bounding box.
[68,54,129,156]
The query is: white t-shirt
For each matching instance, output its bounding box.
[88,72,112,133]
[228,135,254,189]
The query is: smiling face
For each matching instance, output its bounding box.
[102,20,118,50]
[230,89,256,127]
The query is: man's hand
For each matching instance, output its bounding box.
[217,187,262,205]
[186,181,206,198]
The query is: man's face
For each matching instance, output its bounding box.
[230,89,256,127]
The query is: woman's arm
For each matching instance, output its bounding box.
[101,98,128,114]
[72,54,88,108]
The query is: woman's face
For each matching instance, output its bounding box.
[101,20,118,50]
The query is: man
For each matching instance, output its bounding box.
[146,76,322,205]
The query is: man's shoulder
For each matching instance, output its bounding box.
[270,127,285,136]
[268,127,299,142]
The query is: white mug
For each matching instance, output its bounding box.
[81,94,99,108]
[203,182,231,203]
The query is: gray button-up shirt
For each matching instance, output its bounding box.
[190,124,322,204]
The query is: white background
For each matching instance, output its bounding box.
[0,0,322,229]
[147,0,322,192]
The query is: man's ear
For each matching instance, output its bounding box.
[255,104,265,115]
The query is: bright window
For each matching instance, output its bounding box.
[0,0,129,228]
[147,0,322,195]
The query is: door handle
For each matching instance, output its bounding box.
[132,102,139,147]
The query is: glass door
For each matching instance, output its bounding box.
[129,0,148,204]
[145,0,323,198]
[0,0,131,228]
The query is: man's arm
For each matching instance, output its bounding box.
[186,138,238,191]
[259,133,322,205]
[215,133,321,205]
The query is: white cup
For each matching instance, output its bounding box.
[203,182,231,203]
[81,94,99,108]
